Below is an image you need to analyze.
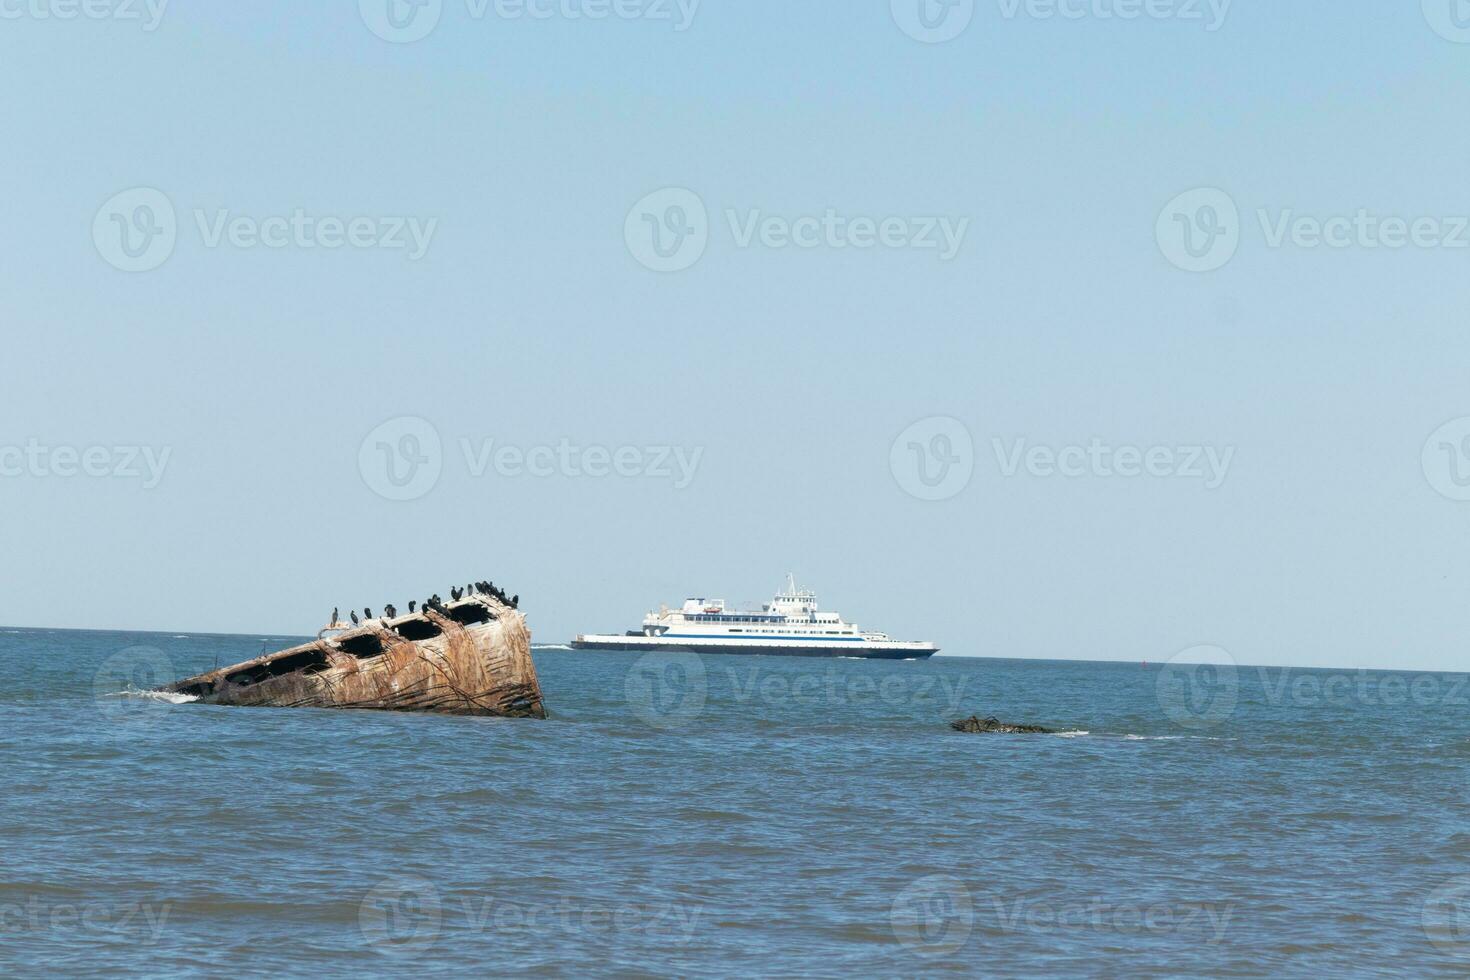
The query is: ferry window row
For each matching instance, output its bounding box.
[694,617,841,626]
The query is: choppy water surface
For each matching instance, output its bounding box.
[1,628,1468,976]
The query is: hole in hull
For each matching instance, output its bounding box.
[393,618,443,641]
[449,604,493,626]
[226,648,332,687]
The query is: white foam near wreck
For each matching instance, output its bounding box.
[105,687,200,705]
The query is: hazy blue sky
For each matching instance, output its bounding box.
[3,1,1469,670]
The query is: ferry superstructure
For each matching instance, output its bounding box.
[571,576,938,660]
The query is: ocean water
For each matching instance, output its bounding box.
[1,628,1467,977]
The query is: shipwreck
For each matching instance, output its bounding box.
[160,589,546,718]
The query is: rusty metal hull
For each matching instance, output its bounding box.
[163,598,545,718]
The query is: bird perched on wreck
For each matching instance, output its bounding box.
[511,594,519,609]
[364,608,373,620]
[350,611,359,625]
[384,604,397,619]
[408,600,417,613]
[332,607,339,626]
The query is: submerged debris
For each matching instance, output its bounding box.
[160,589,545,718]
[950,715,1056,735]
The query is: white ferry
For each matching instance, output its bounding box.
[571,576,939,660]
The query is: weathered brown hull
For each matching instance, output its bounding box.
[164,600,545,718]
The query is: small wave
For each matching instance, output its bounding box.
[1047,731,1231,741]
[171,634,189,639]
[104,687,200,705]
[533,644,572,651]
[1119,733,1233,741]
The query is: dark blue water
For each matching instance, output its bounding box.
[2,628,1467,977]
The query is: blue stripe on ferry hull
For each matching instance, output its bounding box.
[567,640,937,660]
[659,633,866,642]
